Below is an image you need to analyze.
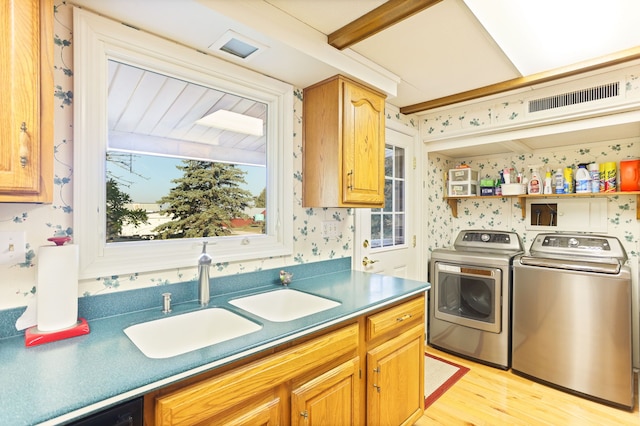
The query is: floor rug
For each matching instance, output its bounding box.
[424,353,470,409]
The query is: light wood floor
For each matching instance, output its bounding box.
[416,346,639,425]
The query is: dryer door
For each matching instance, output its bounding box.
[433,262,502,333]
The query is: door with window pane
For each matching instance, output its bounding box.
[355,128,418,279]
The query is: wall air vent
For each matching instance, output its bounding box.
[528,82,619,113]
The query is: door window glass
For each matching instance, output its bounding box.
[371,144,405,248]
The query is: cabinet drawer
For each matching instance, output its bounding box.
[366,296,424,341]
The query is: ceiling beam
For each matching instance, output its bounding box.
[328,0,444,50]
[400,46,640,115]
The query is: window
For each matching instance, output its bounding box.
[370,144,405,248]
[73,9,293,279]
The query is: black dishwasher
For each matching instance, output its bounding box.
[66,397,143,426]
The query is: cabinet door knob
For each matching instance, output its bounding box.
[19,122,30,168]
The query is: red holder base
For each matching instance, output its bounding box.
[25,318,90,347]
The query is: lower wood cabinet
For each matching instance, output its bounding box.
[145,294,425,426]
[209,390,282,426]
[291,357,360,425]
[148,324,359,426]
[365,296,425,425]
[367,324,424,426]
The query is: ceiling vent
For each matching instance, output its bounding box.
[528,82,619,113]
[209,30,268,61]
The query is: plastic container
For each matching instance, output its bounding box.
[603,162,617,192]
[543,171,552,194]
[449,168,479,182]
[480,187,495,196]
[554,169,564,194]
[449,182,478,196]
[527,167,541,194]
[589,163,600,193]
[575,164,590,193]
[501,183,526,195]
[563,168,574,193]
[620,159,640,191]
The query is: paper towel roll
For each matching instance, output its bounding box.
[36,244,79,331]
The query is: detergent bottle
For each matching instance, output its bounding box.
[575,164,590,193]
[554,169,565,194]
[543,169,552,194]
[527,166,541,194]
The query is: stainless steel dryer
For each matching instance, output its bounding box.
[429,230,524,369]
[512,233,633,410]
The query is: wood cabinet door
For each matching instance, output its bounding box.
[367,324,424,426]
[0,0,53,202]
[199,392,281,426]
[291,358,361,426]
[341,80,385,206]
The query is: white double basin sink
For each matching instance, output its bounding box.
[124,289,341,359]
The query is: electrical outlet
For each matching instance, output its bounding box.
[321,220,339,238]
[0,231,26,265]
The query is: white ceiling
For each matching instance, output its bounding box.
[107,60,268,166]
[70,0,640,112]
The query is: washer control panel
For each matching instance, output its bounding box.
[454,230,524,253]
[530,233,627,262]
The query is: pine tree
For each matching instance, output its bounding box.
[254,187,266,208]
[106,178,149,241]
[154,161,253,238]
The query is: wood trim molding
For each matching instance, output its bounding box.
[328,0,443,50]
[400,46,640,115]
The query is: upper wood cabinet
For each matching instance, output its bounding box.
[0,0,54,203]
[303,75,386,208]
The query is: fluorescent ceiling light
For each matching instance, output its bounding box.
[196,110,264,136]
[463,0,640,76]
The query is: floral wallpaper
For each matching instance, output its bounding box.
[426,143,640,260]
[0,2,417,311]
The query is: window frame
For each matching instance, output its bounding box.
[73,8,293,279]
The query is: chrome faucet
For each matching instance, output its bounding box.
[198,242,212,306]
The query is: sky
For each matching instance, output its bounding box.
[107,153,266,203]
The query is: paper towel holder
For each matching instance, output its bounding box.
[47,236,71,246]
[25,236,90,347]
[25,318,90,347]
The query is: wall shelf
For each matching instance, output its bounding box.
[445,192,640,220]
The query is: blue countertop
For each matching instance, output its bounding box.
[0,269,429,425]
